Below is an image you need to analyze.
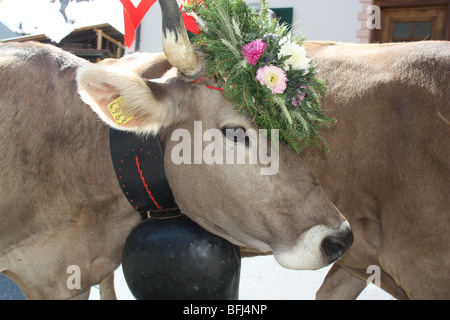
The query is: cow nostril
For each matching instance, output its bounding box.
[322,237,345,262]
[321,229,353,263]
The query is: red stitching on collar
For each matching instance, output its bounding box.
[192,77,224,91]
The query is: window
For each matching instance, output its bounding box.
[270,8,293,29]
[392,20,433,41]
[372,6,447,42]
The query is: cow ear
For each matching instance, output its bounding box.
[77,64,175,135]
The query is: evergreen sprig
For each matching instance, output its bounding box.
[185,0,336,153]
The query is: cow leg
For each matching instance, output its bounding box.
[99,272,117,300]
[316,263,367,300]
[70,288,91,300]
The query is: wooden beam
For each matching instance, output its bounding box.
[96,28,103,50]
[96,29,103,62]
[446,2,450,39]
[93,28,125,49]
[374,0,449,8]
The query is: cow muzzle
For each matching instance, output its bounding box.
[273,221,353,270]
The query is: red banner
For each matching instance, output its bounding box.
[120,0,201,49]
[121,0,157,48]
[180,1,201,35]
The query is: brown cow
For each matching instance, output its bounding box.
[96,40,450,300]
[302,41,450,299]
[0,0,351,299]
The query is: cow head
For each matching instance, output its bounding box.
[76,0,352,270]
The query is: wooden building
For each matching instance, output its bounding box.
[2,23,124,62]
[359,0,450,43]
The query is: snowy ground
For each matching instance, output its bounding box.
[89,256,395,300]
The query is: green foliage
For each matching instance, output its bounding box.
[186,0,336,153]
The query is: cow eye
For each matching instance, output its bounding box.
[221,126,250,147]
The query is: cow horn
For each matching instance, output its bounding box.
[159,0,202,77]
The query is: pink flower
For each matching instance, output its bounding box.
[292,86,308,106]
[242,40,266,65]
[255,65,287,95]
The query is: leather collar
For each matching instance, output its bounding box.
[109,128,181,220]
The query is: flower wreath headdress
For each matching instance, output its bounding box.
[185,0,336,153]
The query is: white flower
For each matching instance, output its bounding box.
[278,42,311,71]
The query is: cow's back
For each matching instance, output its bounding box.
[0,42,139,299]
[304,41,450,299]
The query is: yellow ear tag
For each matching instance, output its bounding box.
[107,96,134,127]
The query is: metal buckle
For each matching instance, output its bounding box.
[146,207,184,220]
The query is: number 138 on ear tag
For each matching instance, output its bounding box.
[107,96,134,127]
